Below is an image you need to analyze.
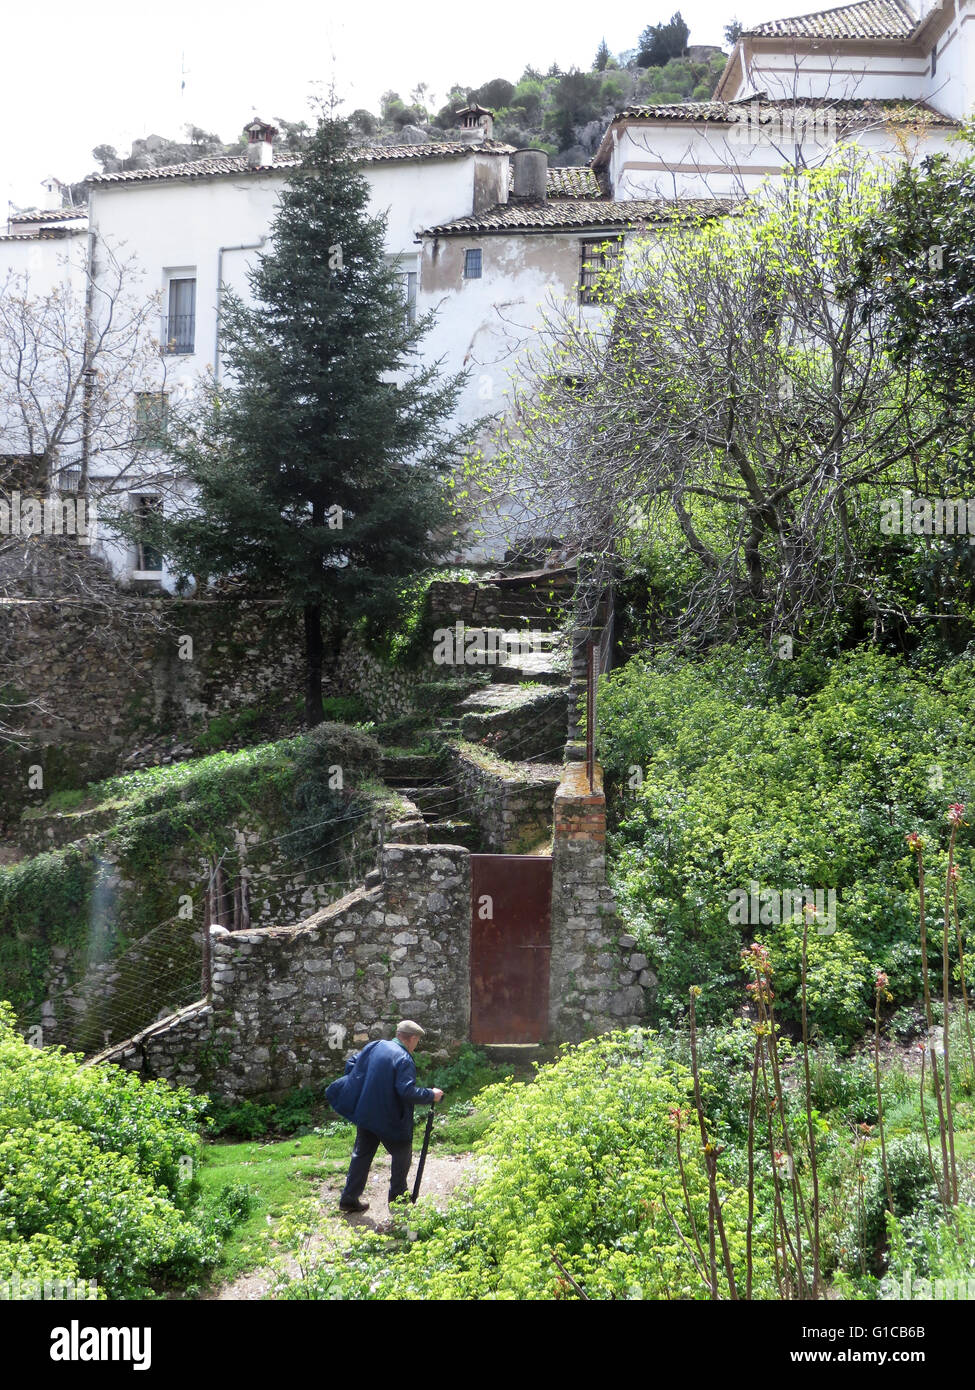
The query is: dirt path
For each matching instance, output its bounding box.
[205,1149,477,1301]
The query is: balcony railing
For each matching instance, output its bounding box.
[161,313,195,355]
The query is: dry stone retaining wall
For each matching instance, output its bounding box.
[98,842,471,1100]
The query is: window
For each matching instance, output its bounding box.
[579,237,622,304]
[163,276,196,354]
[134,392,169,447]
[403,269,418,325]
[931,44,937,77]
[464,248,482,280]
[132,494,163,573]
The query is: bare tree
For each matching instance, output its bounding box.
[0,238,174,748]
[488,149,958,646]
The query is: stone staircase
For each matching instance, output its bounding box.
[376,558,576,853]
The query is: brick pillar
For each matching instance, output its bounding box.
[549,761,650,1041]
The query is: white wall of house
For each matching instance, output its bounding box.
[923,0,975,118]
[721,0,975,121]
[0,231,89,465]
[604,118,958,201]
[0,229,87,300]
[82,148,512,585]
[417,228,615,561]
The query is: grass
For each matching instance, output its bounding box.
[195,1123,351,1283]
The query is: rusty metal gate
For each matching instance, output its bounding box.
[470,854,552,1044]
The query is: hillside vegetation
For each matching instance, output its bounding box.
[80,23,728,187]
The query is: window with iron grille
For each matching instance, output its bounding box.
[134,391,169,447]
[132,494,163,573]
[464,248,482,280]
[579,237,622,304]
[163,277,196,353]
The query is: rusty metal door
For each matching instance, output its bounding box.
[470,854,552,1044]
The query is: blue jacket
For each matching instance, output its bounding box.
[326,1039,434,1144]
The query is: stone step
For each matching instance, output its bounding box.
[424,819,482,851]
[380,753,444,784]
[489,655,569,685]
[398,785,458,817]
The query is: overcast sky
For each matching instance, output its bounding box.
[3,0,829,210]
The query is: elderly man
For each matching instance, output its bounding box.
[327,1020,444,1213]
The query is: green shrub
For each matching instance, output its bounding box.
[805,1044,878,1121]
[0,1003,241,1298]
[602,644,975,1035]
[882,1199,975,1295]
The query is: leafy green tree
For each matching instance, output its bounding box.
[472,77,515,110]
[851,147,975,403]
[593,37,612,71]
[724,19,744,45]
[145,108,471,726]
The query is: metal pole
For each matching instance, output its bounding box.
[586,639,596,793]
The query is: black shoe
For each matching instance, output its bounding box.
[339,1198,369,1213]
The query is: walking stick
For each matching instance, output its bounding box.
[411,1103,436,1204]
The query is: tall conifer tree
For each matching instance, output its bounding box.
[152,105,470,725]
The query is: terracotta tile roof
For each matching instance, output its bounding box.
[8,207,88,223]
[744,0,917,40]
[543,166,604,198]
[604,97,955,126]
[421,197,733,237]
[86,140,516,187]
[0,227,85,242]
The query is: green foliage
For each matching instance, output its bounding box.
[852,138,975,404]
[206,1087,325,1140]
[883,1199,975,1294]
[805,1044,878,1122]
[0,1004,241,1297]
[763,922,874,1046]
[601,644,975,1033]
[361,566,477,667]
[637,11,690,67]
[1,729,383,1036]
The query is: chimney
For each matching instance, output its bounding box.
[455,103,495,144]
[511,148,548,203]
[40,176,65,211]
[245,118,278,168]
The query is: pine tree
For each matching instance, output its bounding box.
[150,106,470,726]
[593,38,611,72]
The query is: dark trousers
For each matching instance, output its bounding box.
[340,1127,413,1206]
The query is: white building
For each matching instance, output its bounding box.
[3,0,972,581]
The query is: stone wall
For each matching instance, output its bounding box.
[448,742,560,853]
[30,793,422,1054]
[334,635,427,723]
[0,597,307,820]
[459,685,567,762]
[548,761,652,1040]
[95,842,471,1100]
